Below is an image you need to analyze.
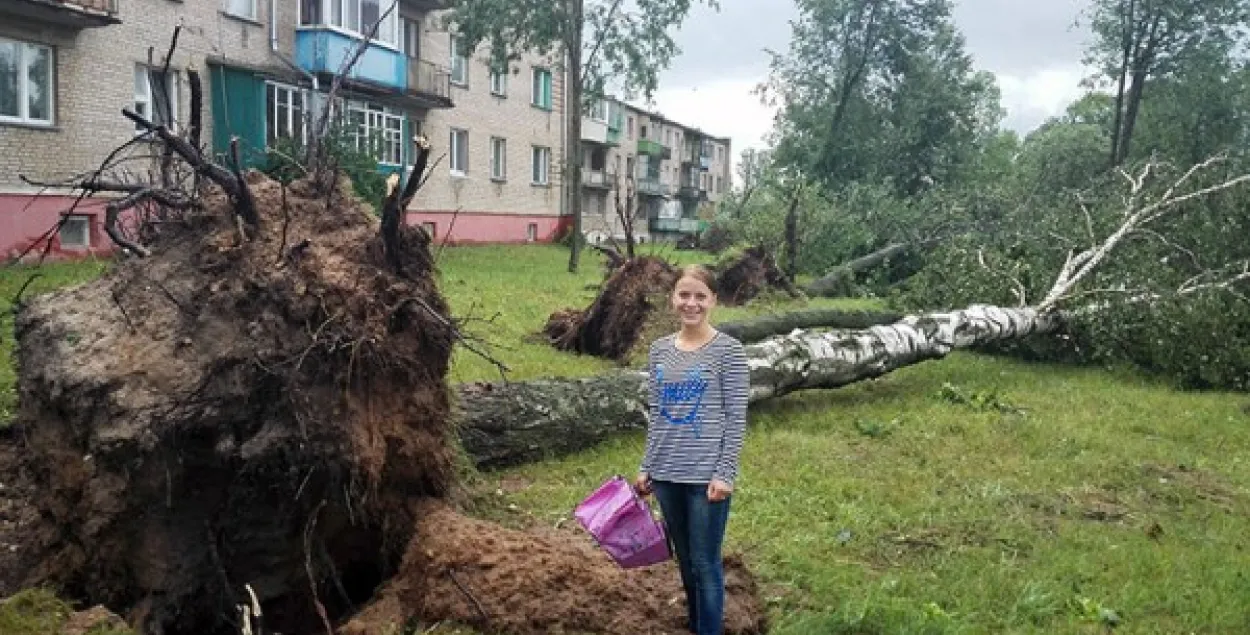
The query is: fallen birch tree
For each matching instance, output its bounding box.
[458,155,1250,468]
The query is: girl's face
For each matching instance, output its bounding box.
[671,276,717,328]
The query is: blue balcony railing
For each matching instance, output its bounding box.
[295,27,406,90]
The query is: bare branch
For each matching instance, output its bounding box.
[124,108,240,197]
[1038,157,1250,311]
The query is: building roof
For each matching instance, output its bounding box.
[614,99,732,145]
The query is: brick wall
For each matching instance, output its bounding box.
[0,0,298,193]
[409,12,566,228]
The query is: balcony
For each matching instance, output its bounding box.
[636,177,667,197]
[582,118,613,146]
[2,0,120,28]
[296,27,406,92]
[407,59,453,109]
[677,184,703,200]
[637,138,665,157]
[650,217,702,234]
[583,170,616,190]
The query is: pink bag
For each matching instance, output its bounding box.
[574,475,671,568]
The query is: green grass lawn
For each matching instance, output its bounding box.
[3,245,1250,634]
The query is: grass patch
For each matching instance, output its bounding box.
[481,353,1250,634]
[0,259,111,427]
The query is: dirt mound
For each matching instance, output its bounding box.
[342,500,767,635]
[0,427,38,599]
[9,172,456,634]
[544,256,679,361]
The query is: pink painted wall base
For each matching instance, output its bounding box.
[0,194,116,261]
[405,211,572,245]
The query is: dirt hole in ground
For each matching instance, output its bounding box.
[1,168,768,634]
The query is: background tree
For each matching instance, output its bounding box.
[1083,0,1245,167]
[444,0,717,273]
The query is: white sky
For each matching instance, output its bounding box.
[646,0,1094,161]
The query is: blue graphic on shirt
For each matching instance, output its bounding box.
[656,364,709,437]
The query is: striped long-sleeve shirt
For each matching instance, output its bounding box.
[640,331,750,486]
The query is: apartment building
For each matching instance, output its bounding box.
[578,99,732,245]
[404,27,567,244]
[0,0,724,256]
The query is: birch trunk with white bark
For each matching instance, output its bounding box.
[457,305,1059,467]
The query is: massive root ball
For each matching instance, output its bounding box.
[544,256,678,361]
[10,173,457,634]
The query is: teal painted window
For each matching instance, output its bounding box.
[531,68,552,110]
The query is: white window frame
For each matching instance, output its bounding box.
[223,0,257,20]
[531,68,552,110]
[58,215,91,250]
[589,99,608,122]
[298,0,400,48]
[265,82,307,149]
[490,136,507,181]
[489,68,507,96]
[133,64,179,132]
[450,128,468,176]
[345,100,404,165]
[450,36,468,86]
[531,146,550,186]
[0,37,55,126]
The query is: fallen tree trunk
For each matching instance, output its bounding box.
[805,242,912,297]
[458,304,1058,468]
[716,307,904,343]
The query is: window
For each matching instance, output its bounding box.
[402,17,420,59]
[489,68,507,96]
[526,223,538,242]
[627,116,634,139]
[133,64,179,131]
[300,0,399,47]
[345,101,404,164]
[265,82,306,148]
[58,215,90,249]
[450,128,468,175]
[450,36,468,86]
[490,136,506,180]
[223,0,256,20]
[640,124,648,140]
[0,37,54,125]
[531,68,552,110]
[531,146,550,185]
[421,222,436,239]
[589,100,608,121]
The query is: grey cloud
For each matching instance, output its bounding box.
[952,0,1091,76]
[659,0,1092,87]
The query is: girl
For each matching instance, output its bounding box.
[636,264,749,635]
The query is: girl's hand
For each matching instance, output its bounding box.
[634,472,653,496]
[707,479,733,502]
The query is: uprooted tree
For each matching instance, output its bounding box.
[462,155,1250,466]
[0,36,768,635]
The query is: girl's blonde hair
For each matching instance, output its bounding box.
[676,264,718,296]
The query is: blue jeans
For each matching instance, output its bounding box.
[652,480,732,635]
